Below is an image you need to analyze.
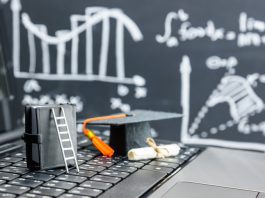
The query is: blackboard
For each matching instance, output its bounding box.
[1,0,265,150]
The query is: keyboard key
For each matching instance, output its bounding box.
[0,157,22,163]
[100,170,129,178]
[0,184,30,195]
[1,166,29,175]
[188,147,200,154]
[0,162,11,168]
[56,174,86,183]
[70,187,102,197]
[12,153,26,159]
[77,153,90,161]
[94,156,121,163]
[0,172,19,181]
[0,192,16,197]
[9,178,43,188]
[38,169,65,176]
[109,165,137,173]
[78,150,100,157]
[149,161,179,169]
[59,193,90,198]
[87,159,114,167]
[13,161,27,168]
[18,193,52,198]
[69,169,96,178]
[43,180,76,190]
[30,186,65,197]
[156,157,183,164]
[79,164,105,172]
[117,161,144,168]
[77,160,85,165]
[142,165,174,174]
[137,159,151,164]
[100,170,167,198]
[177,154,190,161]
[80,180,112,190]
[23,173,55,182]
[91,175,121,184]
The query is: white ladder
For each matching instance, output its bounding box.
[52,107,79,173]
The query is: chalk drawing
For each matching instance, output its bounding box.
[110,97,131,112]
[22,94,84,112]
[179,54,265,151]
[117,84,129,97]
[23,79,41,93]
[11,0,145,86]
[156,10,265,48]
[180,55,191,142]
[135,87,147,99]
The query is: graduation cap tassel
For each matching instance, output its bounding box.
[82,114,127,157]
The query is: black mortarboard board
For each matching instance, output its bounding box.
[85,110,181,156]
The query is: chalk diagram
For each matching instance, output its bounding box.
[11,0,145,86]
[179,55,265,150]
[156,9,265,150]
[8,0,148,113]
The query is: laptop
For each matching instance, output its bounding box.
[0,14,265,198]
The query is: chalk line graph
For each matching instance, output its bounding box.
[11,0,145,86]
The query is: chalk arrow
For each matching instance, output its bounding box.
[180,55,192,141]
[11,0,21,12]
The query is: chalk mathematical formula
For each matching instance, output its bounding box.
[156,10,265,48]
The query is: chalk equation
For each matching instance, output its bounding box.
[156,9,265,48]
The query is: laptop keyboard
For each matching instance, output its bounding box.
[0,138,200,198]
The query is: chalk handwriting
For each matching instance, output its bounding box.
[156,10,265,48]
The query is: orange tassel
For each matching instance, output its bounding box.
[82,114,127,157]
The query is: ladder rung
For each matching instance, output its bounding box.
[58,124,67,127]
[56,117,65,120]
[59,131,69,134]
[61,139,70,142]
[65,157,75,161]
[63,148,73,151]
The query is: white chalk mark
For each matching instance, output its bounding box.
[117,84,129,97]
[27,30,36,73]
[37,25,50,74]
[208,75,264,122]
[99,16,110,77]
[116,18,125,79]
[85,12,93,74]
[133,75,146,86]
[180,55,192,142]
[12,5,145,86]
[23,79,41,93]
[11,0,21,76]
[135,87,147,99]
[84,7,106,74]
[70,15,80,74]
[56,30,68,74]
[156,12,178,47]
[206,56,238,70]
[21,10,143,44]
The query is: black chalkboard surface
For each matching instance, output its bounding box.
[1,0,265,150]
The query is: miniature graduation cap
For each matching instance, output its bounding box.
[85,110,181,156]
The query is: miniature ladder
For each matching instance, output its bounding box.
[52,107,79,173]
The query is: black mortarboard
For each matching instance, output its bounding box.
[85,110,181,156]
